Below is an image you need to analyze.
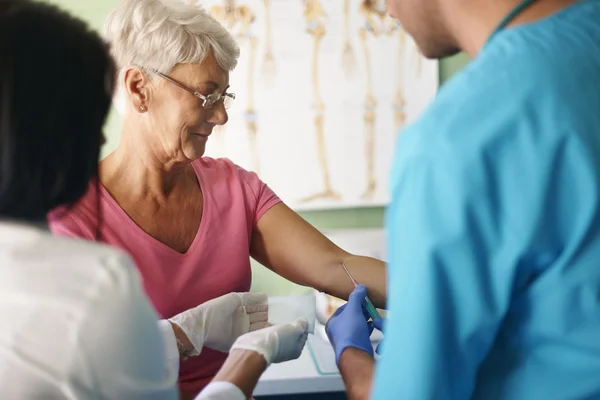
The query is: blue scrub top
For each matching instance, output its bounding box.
[374,1,600,399]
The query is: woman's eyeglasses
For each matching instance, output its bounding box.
[150,69,235,110]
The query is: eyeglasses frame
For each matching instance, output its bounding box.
[147,68,235,110]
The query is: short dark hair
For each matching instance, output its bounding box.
[0,0,114,221]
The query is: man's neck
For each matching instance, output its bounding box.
[450,0,581,57]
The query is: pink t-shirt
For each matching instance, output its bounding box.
[48,157,281,395]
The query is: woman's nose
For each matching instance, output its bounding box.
[206,102,228,125]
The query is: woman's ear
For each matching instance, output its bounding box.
[123,66,150,113]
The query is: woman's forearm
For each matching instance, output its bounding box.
[249,203,387,308]
[345,255,387,308]
[330,255,387,309]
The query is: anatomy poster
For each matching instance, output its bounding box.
[190,0,439,211]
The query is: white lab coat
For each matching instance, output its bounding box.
[0,221,244,400]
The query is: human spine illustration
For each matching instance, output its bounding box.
[301,0,341,203]
[209,1,261,173]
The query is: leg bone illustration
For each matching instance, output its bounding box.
[260,0,277,86]
[209,0,261,173]
[394,29,407,129]
[341,0,356,78]
[359,0,419,200]
[300,0,341,204]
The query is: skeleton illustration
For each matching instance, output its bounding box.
[394,29,407,129]
[341,0,356,78]
[300,0,341,204]
[260,0,276,86]
[358,0,421,200]
[208,0,261,173]
[394,29,425,128]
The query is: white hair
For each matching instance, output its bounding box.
[105,0,240,112]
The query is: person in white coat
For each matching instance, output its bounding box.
[0,1,308,399]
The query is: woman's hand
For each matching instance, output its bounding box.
[230,317,310,365]
[169,292,269,355]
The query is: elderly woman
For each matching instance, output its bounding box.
[48,0,386,396]
[0,1,308,398]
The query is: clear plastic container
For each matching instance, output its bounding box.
[267,292,316,334]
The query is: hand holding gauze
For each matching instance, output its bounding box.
[231,317,310,365]
[169,292,269,355]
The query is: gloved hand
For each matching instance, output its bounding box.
[325,284,379,364]
[230,318,310,365]
[169,292,269,355]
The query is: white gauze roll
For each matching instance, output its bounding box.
[267,293,316,334]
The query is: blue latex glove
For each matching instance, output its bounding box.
[325,284,375,364]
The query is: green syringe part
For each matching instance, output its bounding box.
[364,296,382,320]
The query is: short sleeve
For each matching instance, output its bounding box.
[236,166,282,225]
[73,253,178,399]
[372,152,516,400]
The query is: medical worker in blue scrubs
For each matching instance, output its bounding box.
[326,0,600,398]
